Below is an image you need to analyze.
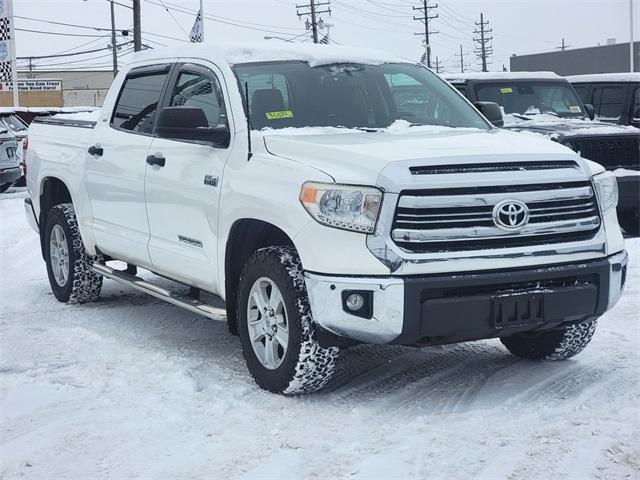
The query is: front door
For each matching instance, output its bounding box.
[86,64,171,265]
[144,63,232,293]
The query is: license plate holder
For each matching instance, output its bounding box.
[493,292,545,329]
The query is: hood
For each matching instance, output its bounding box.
[503,114,640,140]
[261,126,578,185]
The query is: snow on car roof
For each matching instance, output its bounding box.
[130,41,409,68]
[566,73,640,83]
[0,107,16,115]
[445,71,563,83]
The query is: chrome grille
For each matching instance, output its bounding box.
[392,181,601,253]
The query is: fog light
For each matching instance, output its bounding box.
[345,293,365,311]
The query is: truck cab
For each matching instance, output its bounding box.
[24,44,628,394]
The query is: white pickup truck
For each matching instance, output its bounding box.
[24,43,628,395]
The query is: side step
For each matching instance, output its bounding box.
[92,263,227,322]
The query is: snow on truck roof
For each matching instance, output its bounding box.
[445,72,563,83]
[566,73,640,83]
[129,41,409,68]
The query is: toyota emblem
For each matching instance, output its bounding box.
[493,200,529,230]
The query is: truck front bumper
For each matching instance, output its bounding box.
[0,167,20,186]
[304,250,628,345]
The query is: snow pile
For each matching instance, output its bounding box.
[503,113,640,138]
[258,120,484,136]
[613,168,640,177]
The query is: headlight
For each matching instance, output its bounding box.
[300,182,383,233]
[593,172,618,215]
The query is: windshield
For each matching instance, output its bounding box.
[474,82,586,118]
[0,114,28,132]
[233,62,490,130]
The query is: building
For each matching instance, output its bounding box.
[0,70,114,108]
[510,41,640,75]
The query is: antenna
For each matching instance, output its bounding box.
[244,82,253,161]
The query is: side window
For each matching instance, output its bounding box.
[112,69,169,134]
[591,85,625,121]
[572,85,589,104]
[169,71,227,127]
[633,87,640,121]
[236,73,292,130]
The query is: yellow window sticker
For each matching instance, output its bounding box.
[500,87,513,94]
[266,111,294,120]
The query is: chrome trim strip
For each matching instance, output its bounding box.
[392,217,600,242]
[398,186,593,209]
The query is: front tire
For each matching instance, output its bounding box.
[44,204,103,304]
[501,319,597,361]
[237,246,339,395]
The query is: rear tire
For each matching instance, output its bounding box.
[501,319,597,361]
[237,246,339,395]
[619,212,639,237]
[44,203,103,304]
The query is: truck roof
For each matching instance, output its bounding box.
[566,72,640,83]
[445,71,563,84]
[128,41,408,68]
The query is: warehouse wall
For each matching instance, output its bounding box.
[510,42,640,75]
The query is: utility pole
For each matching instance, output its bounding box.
[556,38,571,51]
[455,44,469,73]
[413,0,438,69]
[110,0,118,78]
[433,56,443,74]
[474,13,493,72]
[297,1,331,44]
[133,0,142,52]
[27,58,34,78]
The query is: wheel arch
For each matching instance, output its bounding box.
[224,218,295,335]
[38,177,74,258]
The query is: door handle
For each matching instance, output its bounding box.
[88,145,103,156]
[146,154,166,167]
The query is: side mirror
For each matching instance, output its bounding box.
[155,106,230,148]
[584,103,595,121]
[473,101,504,128]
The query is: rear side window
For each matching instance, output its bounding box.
[112,69,169,134]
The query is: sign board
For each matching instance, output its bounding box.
[0,80,62,91]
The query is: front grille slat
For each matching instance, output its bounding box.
[392,181,601,253]
[566,136,640,170]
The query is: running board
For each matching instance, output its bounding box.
[92,263,227,322]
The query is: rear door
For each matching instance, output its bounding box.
[86,64,171,265]
[144,62,233,292]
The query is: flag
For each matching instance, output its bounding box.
[319,34,330,44]
[189,8,204,43]
[420,51,427,65]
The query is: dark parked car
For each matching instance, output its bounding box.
[567,73,640,128]
[0,108,29,186]
[446,72,640,235]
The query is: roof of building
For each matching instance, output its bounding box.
[445,71,563,83]
[129,41,409,68]
[566,72,640,83]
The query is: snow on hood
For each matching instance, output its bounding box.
[132,41,408,68]
[260,124,579,185]
[503,113,640,139]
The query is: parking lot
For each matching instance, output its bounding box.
[1,187,638,479]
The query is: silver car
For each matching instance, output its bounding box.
[0,129,20,193]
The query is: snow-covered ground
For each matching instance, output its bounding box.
[1,188,639,480]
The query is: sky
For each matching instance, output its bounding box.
[12,0,639,74]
